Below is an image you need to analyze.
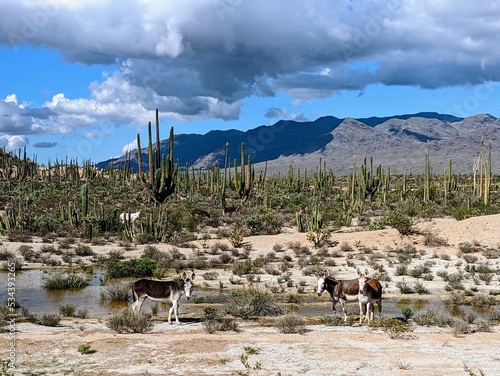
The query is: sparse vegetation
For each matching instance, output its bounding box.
[274,314,306,334]
[77,343,92,355]
[42,272,88,289]
[29,313,61,327]
[106,309,153,334]
[0,132,500,373]
[100,282,132,302]
[226,287,285,319]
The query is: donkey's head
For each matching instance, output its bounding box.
[316,274,327,296]
[357,268,370,292]
[182,272,195,300]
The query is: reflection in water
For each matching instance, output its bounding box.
[1,269,498,320]
[0,269,127,317]
[395,298,428,311]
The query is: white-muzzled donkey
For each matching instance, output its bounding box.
[131,272,195,324]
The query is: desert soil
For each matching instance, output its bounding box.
[3,214,500,375]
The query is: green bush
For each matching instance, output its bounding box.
[141,245,168,262]
[368,218,386,231]
[401,307,414,320]
[384,211,413,235]
[19,245,38,261]
[244,211,282,235]
[104,258,155,279]
[42,272,88,289]
[0,249,15,261]
[226,287,284,319]
[232,260,258,276]
[320,314,344,326]
[35,214,61,234]
[77,343,92,355]
[74,244,95,257]
[396,281,415,294]
[59,303,76,317]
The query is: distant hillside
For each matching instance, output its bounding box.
[97,112,500,174]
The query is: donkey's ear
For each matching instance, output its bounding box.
[191,272,195,280]
[182,272,187,279]
[356,267,361,275]
[365,268,369,276]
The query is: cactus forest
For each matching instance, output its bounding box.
[0,109,498,247]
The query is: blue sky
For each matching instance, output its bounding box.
[1,0,500,165]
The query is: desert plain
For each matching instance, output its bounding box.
[2,213,500,376]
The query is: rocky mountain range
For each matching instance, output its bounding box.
[97,112,500,175]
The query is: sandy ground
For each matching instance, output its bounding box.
[3,214,500,375]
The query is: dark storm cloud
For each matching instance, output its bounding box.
[1,0,500,127]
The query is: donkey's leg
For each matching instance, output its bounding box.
[339,299,348,321]
[358,300,364,324]
[168,299,180,324]
[367,302,374,322]
[131,296,145,312]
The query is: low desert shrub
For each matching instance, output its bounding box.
[414,282,430,295]
[384,211,413,235]
[423,229,447,246]
[226,287,284,319]
[396,281,415,294]
[232,260,258,276]
[376,318,412,339]
[77,343,92,355]
[413,308,453,327]
[106,309,153,334]
[74,244,95,257]
[0,249,15,260]
[19,245,38,261]
[458,242,480,254]
[274,314,305,334]
[100,282,132,302]
[320,314,344,326]
[59,303,76,317]
[29,313,61,327]
[2,257,23,271]
[201,308,238,334]
[244,211,282,235]
[42,272,88,289]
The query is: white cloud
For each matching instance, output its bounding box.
[0,135,29,151]
[1,0,500,138]
[5,94,18,104]
[121,139,138,154]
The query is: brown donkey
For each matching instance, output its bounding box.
[358,271,383,323]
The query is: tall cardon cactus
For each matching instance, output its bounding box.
[232,143,254,204]
[136,109,177,205]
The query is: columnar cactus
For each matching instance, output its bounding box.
[361,157,381,201]
[232,143,254,204]
[136,109,177,205]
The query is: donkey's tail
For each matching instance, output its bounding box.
[131,285,136,302]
